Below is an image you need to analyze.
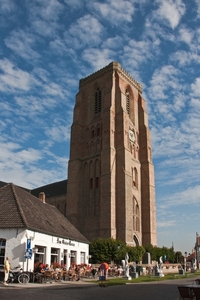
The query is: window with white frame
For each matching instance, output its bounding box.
[0,239,6,267]
[51,248,59,263]
[80,252,85,264]
[34,245,46,264]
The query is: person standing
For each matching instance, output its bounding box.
[3,257,10,285]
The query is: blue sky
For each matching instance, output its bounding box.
[0,0,200,255]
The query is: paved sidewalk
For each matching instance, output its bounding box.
[0,278,97,289]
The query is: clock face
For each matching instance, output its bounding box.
[129,130,135,142]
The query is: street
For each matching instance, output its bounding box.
[1,277,195,300]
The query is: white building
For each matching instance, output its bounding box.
[0,183,89,271]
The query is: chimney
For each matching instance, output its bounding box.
[39,192,45,203]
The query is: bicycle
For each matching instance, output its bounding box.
[8,267,30,284]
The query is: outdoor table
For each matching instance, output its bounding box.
[182,284,200,298]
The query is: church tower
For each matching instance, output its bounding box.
[66,62,157,246]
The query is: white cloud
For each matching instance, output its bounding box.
[0,139,42,165]
[24,0,64,37]
[4,29,40,61]
[159,185,200,208]
[50,38,69,55]
[190,98,200,110]
[44,82,64,98]
[0,59,31,91]
[178,27,194,45]
[64,0,83,10]
[122,38,159,70]
[90,0,135,25]
[82,48,116,70]
[155,0,186,29]
[144,18,175,43]
[157,220,176,228]
[0,136,68,189]
[170,50,200,67]
[102,36,124,49]
[149,65,182,100]
[28,0,64,22]
[15,96,57,115]
[195,0,200,18]
[44,124,70,143]
[65,15,105,49]
[191,78,200,97]
[0,0,15,14]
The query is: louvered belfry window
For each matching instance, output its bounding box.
[95,88,101,113]
[126,91,130,114]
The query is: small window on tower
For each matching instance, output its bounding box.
[126,90,130,114]
[97,127,100,136]
[90,178,93,189]
[95,88,102,114]
[96,177,99,188]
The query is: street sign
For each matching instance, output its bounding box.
[25,248,32,259]
[27,238,31,249]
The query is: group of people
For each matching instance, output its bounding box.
[34,263,62,282]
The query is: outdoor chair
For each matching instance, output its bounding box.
[44,271,53,283]
[195,279,200,285]
[68,269,76,281]
[177,286,194,300]
[35,272,45,283]
[62,270,68,281]
[192,287,200,300]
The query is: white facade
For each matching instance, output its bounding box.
[0,228,89,272]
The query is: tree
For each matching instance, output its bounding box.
[89,238,126,264]
[126,245,145,263]
[143,244,177,263]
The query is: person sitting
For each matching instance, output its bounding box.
[34,263,45,283]
[45,264,50,271]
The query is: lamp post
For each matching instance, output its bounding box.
[184,252,187,273]
[117,244,120,265]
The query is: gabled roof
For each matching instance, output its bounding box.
[0,183,88,244]
[31,179,67,198]
[0,181,8,188]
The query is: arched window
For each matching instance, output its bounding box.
[133,198,140,232]
[95,88,101,114]
[96,177,99,188]
[133,235,139,246]
[97,127,101,136]
[132,167,138,188]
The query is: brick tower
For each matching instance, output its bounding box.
[66,62,157,246]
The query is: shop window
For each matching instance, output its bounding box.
[80,252,85,264]
[51,248,59,264]
[69,251,76,264]
[0,239,6,267]
[63,250,68,267]
[34,246,46,264]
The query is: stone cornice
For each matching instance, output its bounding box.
[79,62,142,94]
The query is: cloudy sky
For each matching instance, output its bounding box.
[0,0,200,255]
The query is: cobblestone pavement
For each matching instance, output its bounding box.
[0,277,199,300]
